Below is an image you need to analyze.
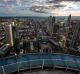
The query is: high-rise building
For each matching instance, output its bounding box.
[70,21,80,48]
[0,23,5,47]
[47,16,55,36]
[5,24,14,46]
[67,14,71,26]
[64,14,71,36]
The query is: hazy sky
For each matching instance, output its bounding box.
[0,0,80,16]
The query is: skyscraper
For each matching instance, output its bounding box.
[70,21,80,48]
[67,14,71,27]
[5,24,13,46]
[47,16,55,36]
[64,14,71,36]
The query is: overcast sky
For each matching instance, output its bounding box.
[0,0,80,16]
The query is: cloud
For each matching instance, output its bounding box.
[29,0,80,15]
[0,0,80,16]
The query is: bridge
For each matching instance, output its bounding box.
[0,53,80,74]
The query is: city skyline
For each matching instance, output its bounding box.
[0,7,80,74]
[0,0,80,16]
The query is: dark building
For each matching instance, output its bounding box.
[70,21,80,48]
[65,19,80,53]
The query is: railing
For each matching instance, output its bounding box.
[0,53,80,74]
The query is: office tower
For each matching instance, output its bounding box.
[70,21,80,49]
[47,16,55,36]
[0,24,5,47]
[58,22,64,35]
[12,22,19,40]
[5,22,19,48]
[5,24,13,46]
[53,20,59,36]
[64,14,71,36]
[67,14,71,26]
[11,22,20,54]
[48,16,53,36]
[52,16,55,23]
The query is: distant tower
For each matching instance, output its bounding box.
[52,16,56,34]
[52,16,55,23]
[48,16,55,36]
[67,14,71,26]
[64,14,71,36]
